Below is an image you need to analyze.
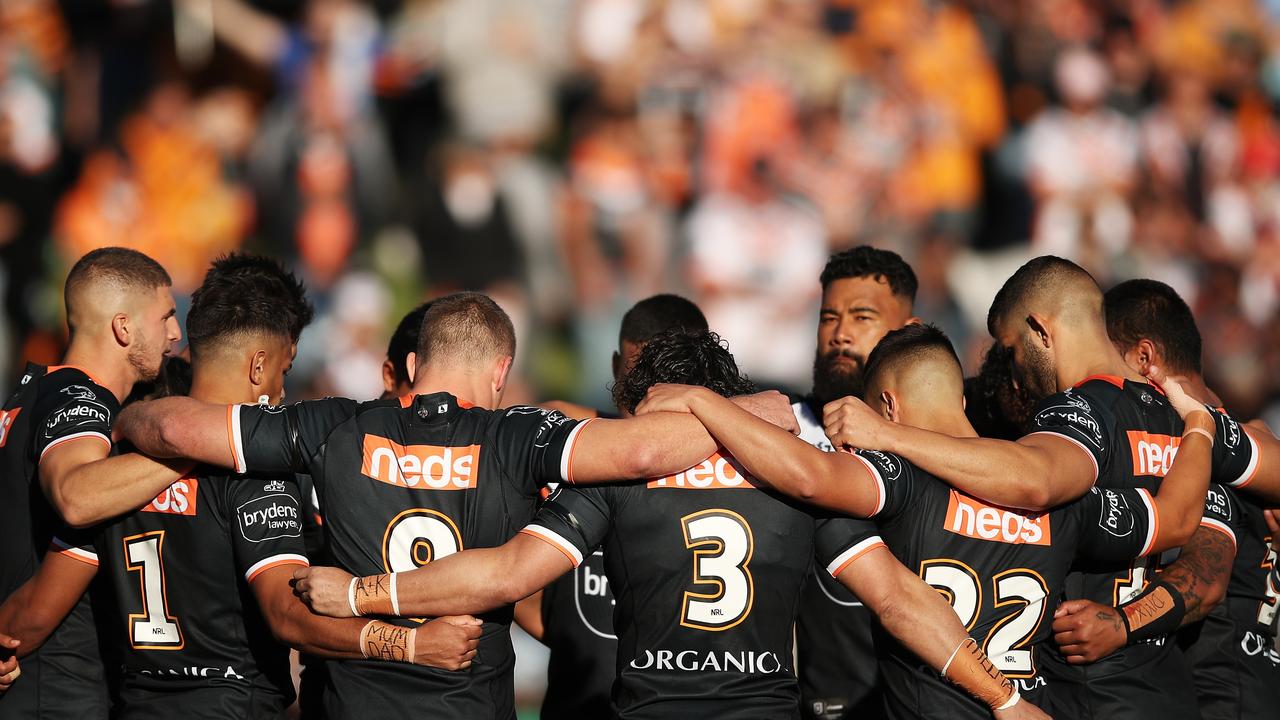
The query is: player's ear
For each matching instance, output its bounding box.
[1026,313,1051,349]
[880,390,899,423]
[492,355,513,395]
[381,359,397,395]
[1135,339,1157,375]
[405,352,418,385]
[250,350,268,388]
[112,313,130,347]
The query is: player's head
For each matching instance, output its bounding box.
[814,246,919,405]
[411,292,516,407]
[861,324,965,430]
[963,343,1036,440]
[64,247,180,383]
[612,329,756,415]
[985,255,1103,402]
[186,253,314,405]
[1103,279,1202,379]
[614,294,708,382]
[382,301,434,398]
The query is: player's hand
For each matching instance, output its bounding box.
[822,396,892,451]
[731,391,800,435]
[0,633,20,693]
[414,615,482,671]
[1142,366,1206,424]
[1052,599,1126,664]
[636,384,706,416]
[292,566,357,618]
[993,696,1052,720]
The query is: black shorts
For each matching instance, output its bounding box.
[111,681,288,720]
[1038,640,1201,720]
[1179,607,1280,720]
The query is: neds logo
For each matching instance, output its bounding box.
[647,452,755,490]
[361,435,480,490]
[142,477,199,516]
[1126,431,1180,477]
[944,491,1051,545]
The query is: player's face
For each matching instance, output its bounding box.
[996,320,1057,403]
[813,276,912,403]
[259,340,297,405]
[127,286,181,383]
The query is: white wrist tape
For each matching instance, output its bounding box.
[996,689,1021,711]
[389,572,401,616]
[348,577,361,617]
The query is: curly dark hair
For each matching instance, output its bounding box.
[187,253,314,358]
[963,343,1036,440]
[819,246,917,301]
[612,329,756,413]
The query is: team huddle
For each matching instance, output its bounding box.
[0,245,1278,720]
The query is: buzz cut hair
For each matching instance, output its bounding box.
[186,253,314,359]
[64,247,172,324]
[619,294,708,346]
[862,323,961,394]
[986,255,1099,337]
[1104,279,1202,375]
[416,292,516,369]
[819,246,918,302]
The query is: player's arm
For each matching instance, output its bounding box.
[295,534,572,619]
[513,591,545,642]
[0,550,97,657]
[1229,425,1280,504]
[638,384,884,516]
[249,566,481,669]
[115,397,238,467]
[823,395,1096,511]
[39,444,188,528]
[568,390,797,484]
[837,545,1040,717]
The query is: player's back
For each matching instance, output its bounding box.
[0,364,109,719]
[539,549,617,720]
[528,450,816,719]
[233,392,586,719]
[91,467,306,719]
[816,449,1161,719]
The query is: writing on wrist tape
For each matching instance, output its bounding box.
[940,637,1017,711]
[359,620,417,663]
[352,574,395,617]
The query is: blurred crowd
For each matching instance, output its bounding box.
[4,0,1280,421]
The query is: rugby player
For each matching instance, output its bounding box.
[522,293,709,720]
[643,323,1216,717]
[793,246,920,720]
[113,292,795,718]
[3,256,482,718]
[380,301,433,399]
[1049,279,1280,718]
[0,247,184,719]
[821,256,1257,720]
[294,329,1041,719]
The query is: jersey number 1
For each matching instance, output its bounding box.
[680,509,754,631]
[124,531,184,649]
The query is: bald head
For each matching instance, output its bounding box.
[986,255,1103,338]
[862,324,966,421]
[65,247,172,336]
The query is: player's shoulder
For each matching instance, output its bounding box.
[38,365,117,407]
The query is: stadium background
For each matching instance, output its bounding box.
[1,0,1279,714]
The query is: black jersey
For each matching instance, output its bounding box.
[1025,376,1256,720]
[0,364,110,720]
[230,392,584,719]
[88,467,308,718]
[525,450,815,720]
[539,548,617,720]
[791,400,882,720]
[815,448,1166,719]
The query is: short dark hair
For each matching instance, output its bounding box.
[1104,279,1202,375]
[186,253,314,359]
[862,323,960,392]
[819,246,918,302]
[964,343,1036,440]
[65,247,172,323]
[612,329,756,413]
[619,294,708,345]
[387,302,434,388]
[986,255,1096,336]
[416,292,515,368]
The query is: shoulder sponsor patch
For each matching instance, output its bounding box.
[1034,403,1104,450]
[237,493,303,543]
[43,398,112,439]
[1203,485,1233,522]
[1216,410,1242,450]
[1063,390,1092,413]
[854,449,904,482]
[1093,488,1135,538]
[61,384,98,401]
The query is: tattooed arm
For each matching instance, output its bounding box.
[1052,526,1234,663]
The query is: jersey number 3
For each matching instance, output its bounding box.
[124,531,184,649]
[680,509,754,632]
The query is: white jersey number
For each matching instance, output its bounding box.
[680,509,754,631]
[923,560,1048,677]
[383,509,463,572]
[124,531,184,649]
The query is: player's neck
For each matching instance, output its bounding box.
[1171,371,1221,408]
[189,366,259,406]
[1054,330,1141,391]
[409,369,489,409]
[61,336,136,403]
[907,406,978,439]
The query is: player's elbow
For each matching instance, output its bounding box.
[619,442,665,480]
[48,486,95,530]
